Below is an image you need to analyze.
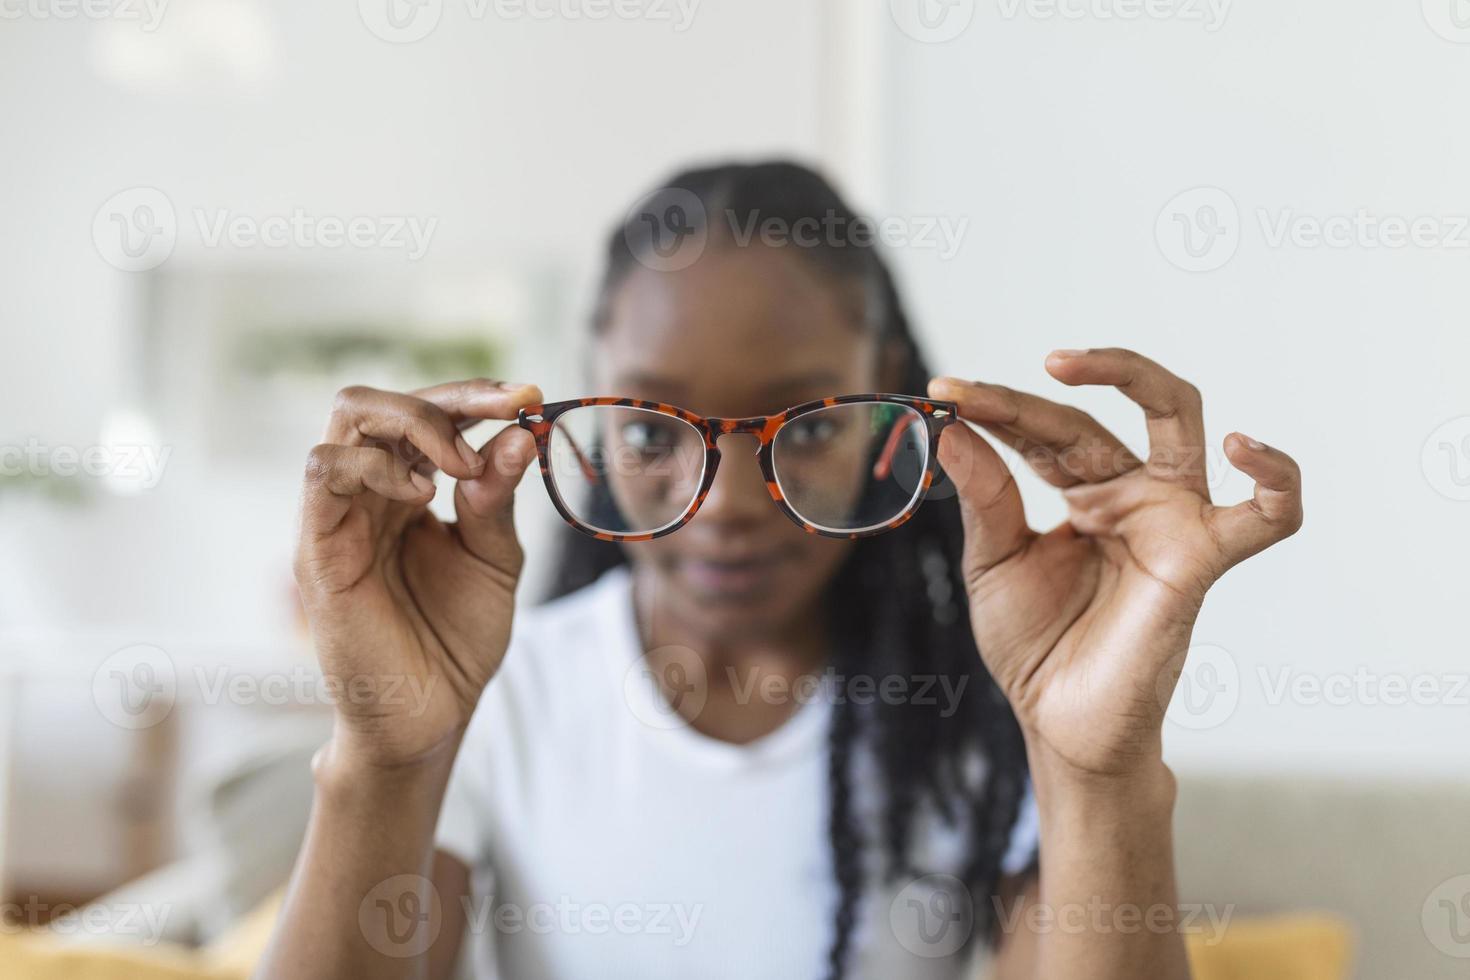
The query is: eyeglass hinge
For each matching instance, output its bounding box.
[524,413,544,423]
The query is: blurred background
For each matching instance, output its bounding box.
[0,1,1467,978]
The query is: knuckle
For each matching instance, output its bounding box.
[333,385,372,411]
[303,444,338,483]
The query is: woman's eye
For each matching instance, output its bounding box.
[785,417,842,447]
[620,421,677,451]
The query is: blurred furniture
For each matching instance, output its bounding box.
[5,730,1463,979]
[0,667,178,920]
[1174,771,1470,980]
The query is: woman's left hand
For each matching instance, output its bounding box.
[929,348,1303,779]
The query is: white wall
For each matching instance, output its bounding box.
[1,0,1464,796]
[0,0,843,640]
[869,0,1470,778]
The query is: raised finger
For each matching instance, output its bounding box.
[1208,434,1304,566]
[300,443,434,538]
[411,378,545,428]
[929,376,1139,486]
[325,386,486,480]
[1044,348,1209,493]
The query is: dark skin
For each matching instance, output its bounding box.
[596,245,881,745]
[261,241,1302,980]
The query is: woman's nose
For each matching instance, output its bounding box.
[697,434,773,528]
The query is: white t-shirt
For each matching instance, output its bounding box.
[436,566,1038,980]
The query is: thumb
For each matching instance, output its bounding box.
[454,425,538,571]
[931,403,1032,574]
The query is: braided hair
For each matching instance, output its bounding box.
[547,161,1032,979]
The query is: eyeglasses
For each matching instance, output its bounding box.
[517,394,958,541]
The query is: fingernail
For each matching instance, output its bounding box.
[457,436,485,474]
[1241,435,1266,451]
[410,471,436,495]
[1051,348,1089,358]
[496,380,527,391]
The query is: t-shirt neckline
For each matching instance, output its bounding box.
[599,565,833,772]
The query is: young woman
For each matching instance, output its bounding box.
[261,162,1303,980]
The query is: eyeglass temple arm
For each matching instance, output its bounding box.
[551,420,601,483]
[872,414,927,481]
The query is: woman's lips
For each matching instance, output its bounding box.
[680,555,786,595]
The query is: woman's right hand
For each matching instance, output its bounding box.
[293,378,544,769]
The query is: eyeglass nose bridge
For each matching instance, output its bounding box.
[707,414,785,444]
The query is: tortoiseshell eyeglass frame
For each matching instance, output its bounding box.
[516,393,959,542]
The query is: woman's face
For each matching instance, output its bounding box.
[595,245,883,642]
